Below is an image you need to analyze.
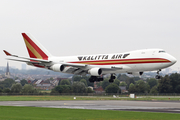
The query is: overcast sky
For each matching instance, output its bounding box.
[0,0,180,70]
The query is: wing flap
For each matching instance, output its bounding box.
[62,62,87,67]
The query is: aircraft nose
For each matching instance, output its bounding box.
[170,56,177,65]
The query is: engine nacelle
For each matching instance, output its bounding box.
[128,72,143,76]
[50,64,64,72]
[88,68,102,76]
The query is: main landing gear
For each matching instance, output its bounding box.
[89,76,103,82]
[89,74,116,83]
[109,74,116,83]
[155,69,161,79]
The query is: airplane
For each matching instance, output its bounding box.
[3,33,177,82]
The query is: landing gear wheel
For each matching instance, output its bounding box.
[109,74,116,82]
[109,79,114,83]
[89,76,104,82]
[155,75,161,79]
[155,70,161,79]
[111,76,116,79]
[97,78,103,81]
[89,76,97,82]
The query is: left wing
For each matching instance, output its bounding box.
[3,50,51,63]
[3,50,127,75]
[3,50,88,71]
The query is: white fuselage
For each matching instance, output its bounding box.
[45,48,176,75]
[5,33,177,80]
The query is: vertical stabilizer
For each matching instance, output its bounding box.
[22,33,52,60]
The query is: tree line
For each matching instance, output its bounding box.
[51,78,93,93]
[0,78,38,94]
[127,73,180,93]
[52,73,180,94]
[1,73,180,94]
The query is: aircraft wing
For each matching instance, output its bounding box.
[99,65,124,72]
[61,62,87,67]
[61,63,124,70]
[3,50,127,75]
[6,58,40,64]
[3,50,51,63]
[58,63,125,75]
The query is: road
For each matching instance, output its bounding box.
[0,100,180,113]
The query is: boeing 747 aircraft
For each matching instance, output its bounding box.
[3,33,177,82]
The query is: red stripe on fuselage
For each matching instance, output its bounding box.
[22,33,48,60]
[69,58,170,65]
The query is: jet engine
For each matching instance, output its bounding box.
[50,64,65,72]
[88,68,102,76]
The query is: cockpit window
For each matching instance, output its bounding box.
[159,50,166,53]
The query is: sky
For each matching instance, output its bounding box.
[0,0,180,70]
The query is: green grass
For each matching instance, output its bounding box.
[39,90,51,93]
[0,106,180,120]
[0,95,180,101]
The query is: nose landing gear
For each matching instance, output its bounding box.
[155,70,161,79]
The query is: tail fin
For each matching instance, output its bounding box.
[22,33,52,60]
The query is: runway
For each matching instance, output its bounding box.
[0,100,180,113]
